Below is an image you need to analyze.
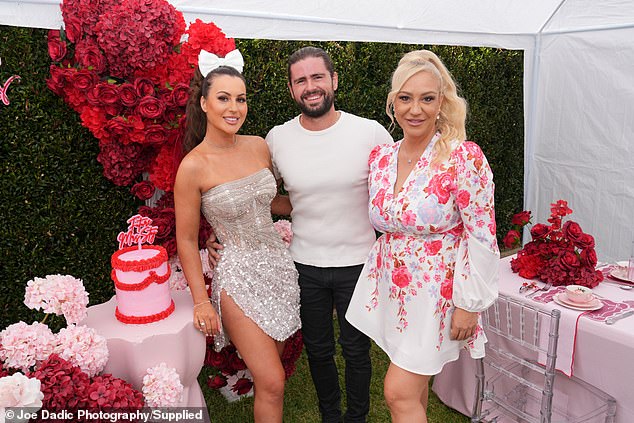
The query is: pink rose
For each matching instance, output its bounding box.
[440,280,453,300]
[378,155,390,170]
[392,266,412,288]
[424,240,443,256]
[424,172,455,204]
[456,189,470,209]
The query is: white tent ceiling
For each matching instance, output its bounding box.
[2,0,634,261]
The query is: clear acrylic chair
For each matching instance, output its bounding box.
[471,293,616,423]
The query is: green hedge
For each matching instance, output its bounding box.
[0,27,523,328]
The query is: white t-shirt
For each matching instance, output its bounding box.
[266,111,393,267]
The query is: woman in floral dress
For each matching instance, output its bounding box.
[346,50,499,423]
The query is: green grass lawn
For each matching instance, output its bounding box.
[201,316,470,422]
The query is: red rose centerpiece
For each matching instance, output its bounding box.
[508,200,603,287]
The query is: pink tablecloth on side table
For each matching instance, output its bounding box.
[433,256,634,423]
[82,290,207,407]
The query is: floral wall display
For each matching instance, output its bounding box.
[43,0,303,403]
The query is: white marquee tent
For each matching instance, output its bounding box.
[2,0,634,261]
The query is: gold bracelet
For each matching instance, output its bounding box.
[193,299,211,308]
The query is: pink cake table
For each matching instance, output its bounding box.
[82,290,207,407]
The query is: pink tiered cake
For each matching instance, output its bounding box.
[111,245,174,324]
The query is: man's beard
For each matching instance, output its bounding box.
[296,89,335,118]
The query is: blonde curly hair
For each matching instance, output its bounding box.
[386,50,467,164]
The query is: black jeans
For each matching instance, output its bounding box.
[295,262,372,423]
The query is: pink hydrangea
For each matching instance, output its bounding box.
[0,372,44,410]
[142,362,183,407]
[0,322,56,372]
[54,325,108,377]
[273,219,293,247]
[24,274,89,325]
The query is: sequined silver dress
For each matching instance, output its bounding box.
[201,168,301,351]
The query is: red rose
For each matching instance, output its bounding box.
[228,354,247,373]
[137,96,166,120]
[207,350,228,368]
[71,69,97,92]
[135,78,156,97]
[231,377,254,395]
[170,83,190,107]
[503,230,521,249]
[207,375,227,389]
[47,30,67,62]
[74,39,106,74]
[530,223,550,240]
[559,249,580,269]
[424,240,443,256]
[562,220,583,244]
[424,172,455,204]
[392,265,412,288]
[131,181,156,201]
[119,83,139,108]
[162,237,177,257]
[142,124,168,145]
[93,83,120,105]
[63,15,82,43]
[580,248,598,267]
[456,189,470,209]
[154,208,176,239]
[511,211,531,226]
[576,233,595,249]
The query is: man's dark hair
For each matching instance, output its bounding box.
[287,46,335,81]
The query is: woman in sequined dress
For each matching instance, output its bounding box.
[174,51,301,422]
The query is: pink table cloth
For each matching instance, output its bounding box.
[433,256,634,422]
[82,290,208,408]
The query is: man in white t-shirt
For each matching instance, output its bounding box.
[266,46,393,423]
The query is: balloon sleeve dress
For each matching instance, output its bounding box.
[346,134,499,375]
[201,168,301,352]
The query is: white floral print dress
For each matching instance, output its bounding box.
[346,134,499,375]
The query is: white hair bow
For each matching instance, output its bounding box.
[198,49,244,76]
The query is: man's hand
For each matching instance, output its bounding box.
[205,232,223,269]
[450,307,478,341]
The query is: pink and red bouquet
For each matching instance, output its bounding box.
[509,200,603,287]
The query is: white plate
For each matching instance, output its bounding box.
[609,266,634,284]
[553,293,603,311]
